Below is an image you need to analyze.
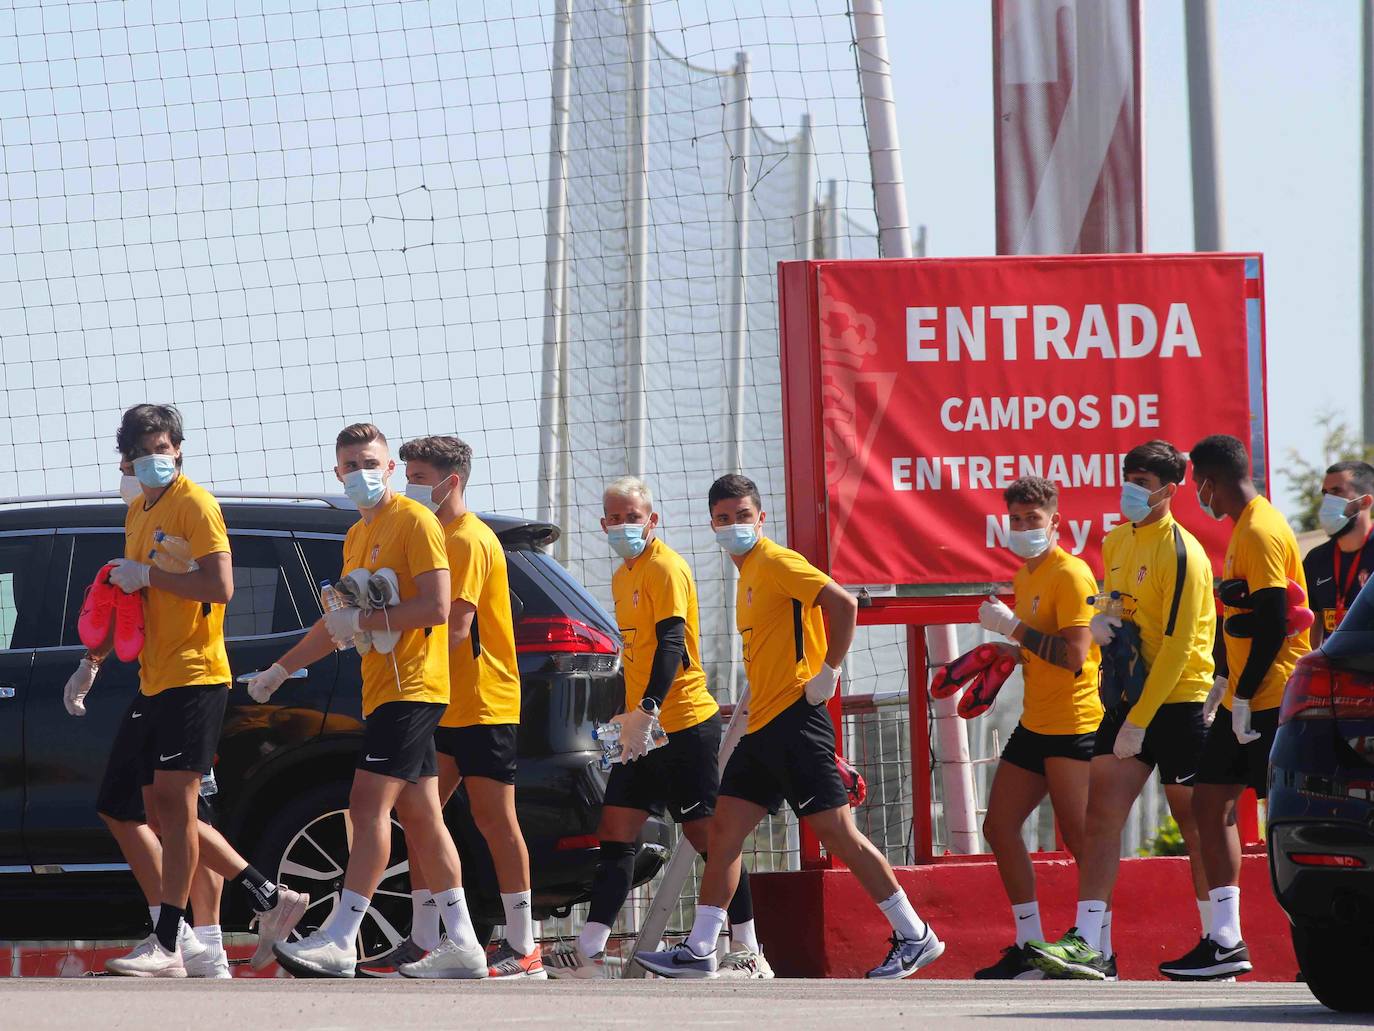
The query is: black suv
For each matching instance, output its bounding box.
[0,495,669,953]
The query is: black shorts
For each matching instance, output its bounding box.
[1094,701,1207,786]
[1196,705,1280,798]
[1001,723,1095,776]
[603,712,722,823]
[357,701,444,783]
[434,723,518,785]
[718,698,849,818]
[96,694,217,823]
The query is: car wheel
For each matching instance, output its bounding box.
[251,780,413,964]
[1292,921,1374,1013]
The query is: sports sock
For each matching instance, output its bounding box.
[1074,900,1107,951]
[1099,911,1114,959]
[586,841,637,928]
[1011,901,1042,947]
[233,865,280,914]
[726,863,755,925]
[193,925,223,949]
[578,921,612,958]
[321,889,370,950]
[1197,898,1212,938]
[412,890,440,951]
[731,919,760,954]
[1208,886,1242,949]
[685,905,728,957]
[148,905,160,929]
[877,889,928,941]
[502,890,535,956]
[154,904,185,953]
[434,886,480,950]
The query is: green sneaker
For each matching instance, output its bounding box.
[1025,929,1111,981]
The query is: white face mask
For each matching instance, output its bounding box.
[1008,527,1051,560]
[119,475,142,504]
[405,479,452,513]
[1318,492,1360,537]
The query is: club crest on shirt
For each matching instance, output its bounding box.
[632,589,640,607]
[1362,571,1370,589]
[370,544,381,564]
[1031,596,1040,615]
[1137,565,1147,585]
[746,586,753,606]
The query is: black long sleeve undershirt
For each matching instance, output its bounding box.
[1234,587,1287,701]
[642,616,686,706]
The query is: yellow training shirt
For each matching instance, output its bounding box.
[736,537,830,733]
[1101,512,1215,725]
[341,493,450,716]
[1011,547,1103,735]
[1222,495,1310,712]
[612,537,718,734]
[439,512,521,728]
[125,474,232,696]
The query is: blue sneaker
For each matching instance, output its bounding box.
[866,926,945,980]
[634,943,718,979]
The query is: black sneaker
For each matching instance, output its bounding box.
[1159,937,1252,980]
[1103,954,1118,981]
[974,945,1044,980]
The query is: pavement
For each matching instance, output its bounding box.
[0,978,1355,1030]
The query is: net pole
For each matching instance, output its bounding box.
[850,0,911,259]
[624,0,651,478]
[538,0,574,526]
[722,51,752,477]
[796,114,817,258]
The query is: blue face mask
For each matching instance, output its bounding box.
[607,523,648,559]
[1318,492,1358,537]
[1008,527,1050,560]
[1197,480,1225,521]
[715,523,759,556]
[343,468,388,509]
[1120,481,1164,524]
[133,453,178,488]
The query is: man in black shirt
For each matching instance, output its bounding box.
[1302,460,1374,647]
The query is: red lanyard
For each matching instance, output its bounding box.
[1334,524,1374,620]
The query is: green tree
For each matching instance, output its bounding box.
[1281,410,1374,532]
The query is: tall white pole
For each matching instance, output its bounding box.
[1185,0,1225,251]
[537,0,573,525]
[824,178,841,259]
[1363,0,1374,445]
[624,0,651,477]
[722,52,752,476]
[850,0,911,259]
[796,113,817,259]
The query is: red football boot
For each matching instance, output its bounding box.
[77,564,118,650]
[113,590,146,662]
[930,643,999,700]
[957,655,1017,719]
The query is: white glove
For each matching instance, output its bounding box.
[978,596,1020,638]
[64,657,98,716]
[324,606,362,647]
[247,663,289,703]
[107,558,151,594]
[1089,612,1122,646]
[1230,697,1262,745]
[805,662,842,705]
[1203,677,1227,726]
[1112,719,1146,759]
[616,706,657,762]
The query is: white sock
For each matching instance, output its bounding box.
[877,889,927,941]
[321,889,370,950]
[193,925,223,949]
[501,890,535,956]
[149,905,160,928]
[1197,898,1212,939]
[1208,886,1242,949]
[1074,900,1107,951]
[1099,911,1114,959]
[730,918,760,954]
[685,905,728,957]
[578,921,612,958]
[434,886,480,950]
[177,921,197,945]
[1011,901,1042,947]
[411,889,439,951]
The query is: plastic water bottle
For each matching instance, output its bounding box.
[320,580,352,651]
[149,530,199,573]
[595,717,669,771]
[199,769,218,799]
[1087,591,1124,619]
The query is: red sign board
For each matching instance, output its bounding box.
[779,254,1266,598]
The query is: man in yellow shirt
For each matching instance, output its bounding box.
[249,424,482,979]
[1028,441,1216,980]
[971,477,1101,979]
[369,434,540,979]
[1162,434,1310,980]
[547,477,764,980]
[636,475,943,980]
[77,406,305,976]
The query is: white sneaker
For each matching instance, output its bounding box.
[251,887,310,970]
[544,941,608,980]
[717,947,774,979]
[272,931,356,979]
[184,942,231,979]
[398,937,489,979]
[105,935,186,978]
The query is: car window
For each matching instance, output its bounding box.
[297,536,345,617]
[63,532,125,647]
[0,538,40,649]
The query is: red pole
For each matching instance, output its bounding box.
[908,626,933,863]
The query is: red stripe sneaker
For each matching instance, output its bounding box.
[957,656,1017,719]
[77,565,118,650]
[114,589,146,662]
[487,940,546,979]
[930,644,998,700]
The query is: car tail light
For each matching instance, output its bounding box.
[1279,651,1374,724]
[1288,852,1366,869]
[515,616,620,674]
[555,834,601,851]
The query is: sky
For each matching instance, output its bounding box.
[887,1,1363,517]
